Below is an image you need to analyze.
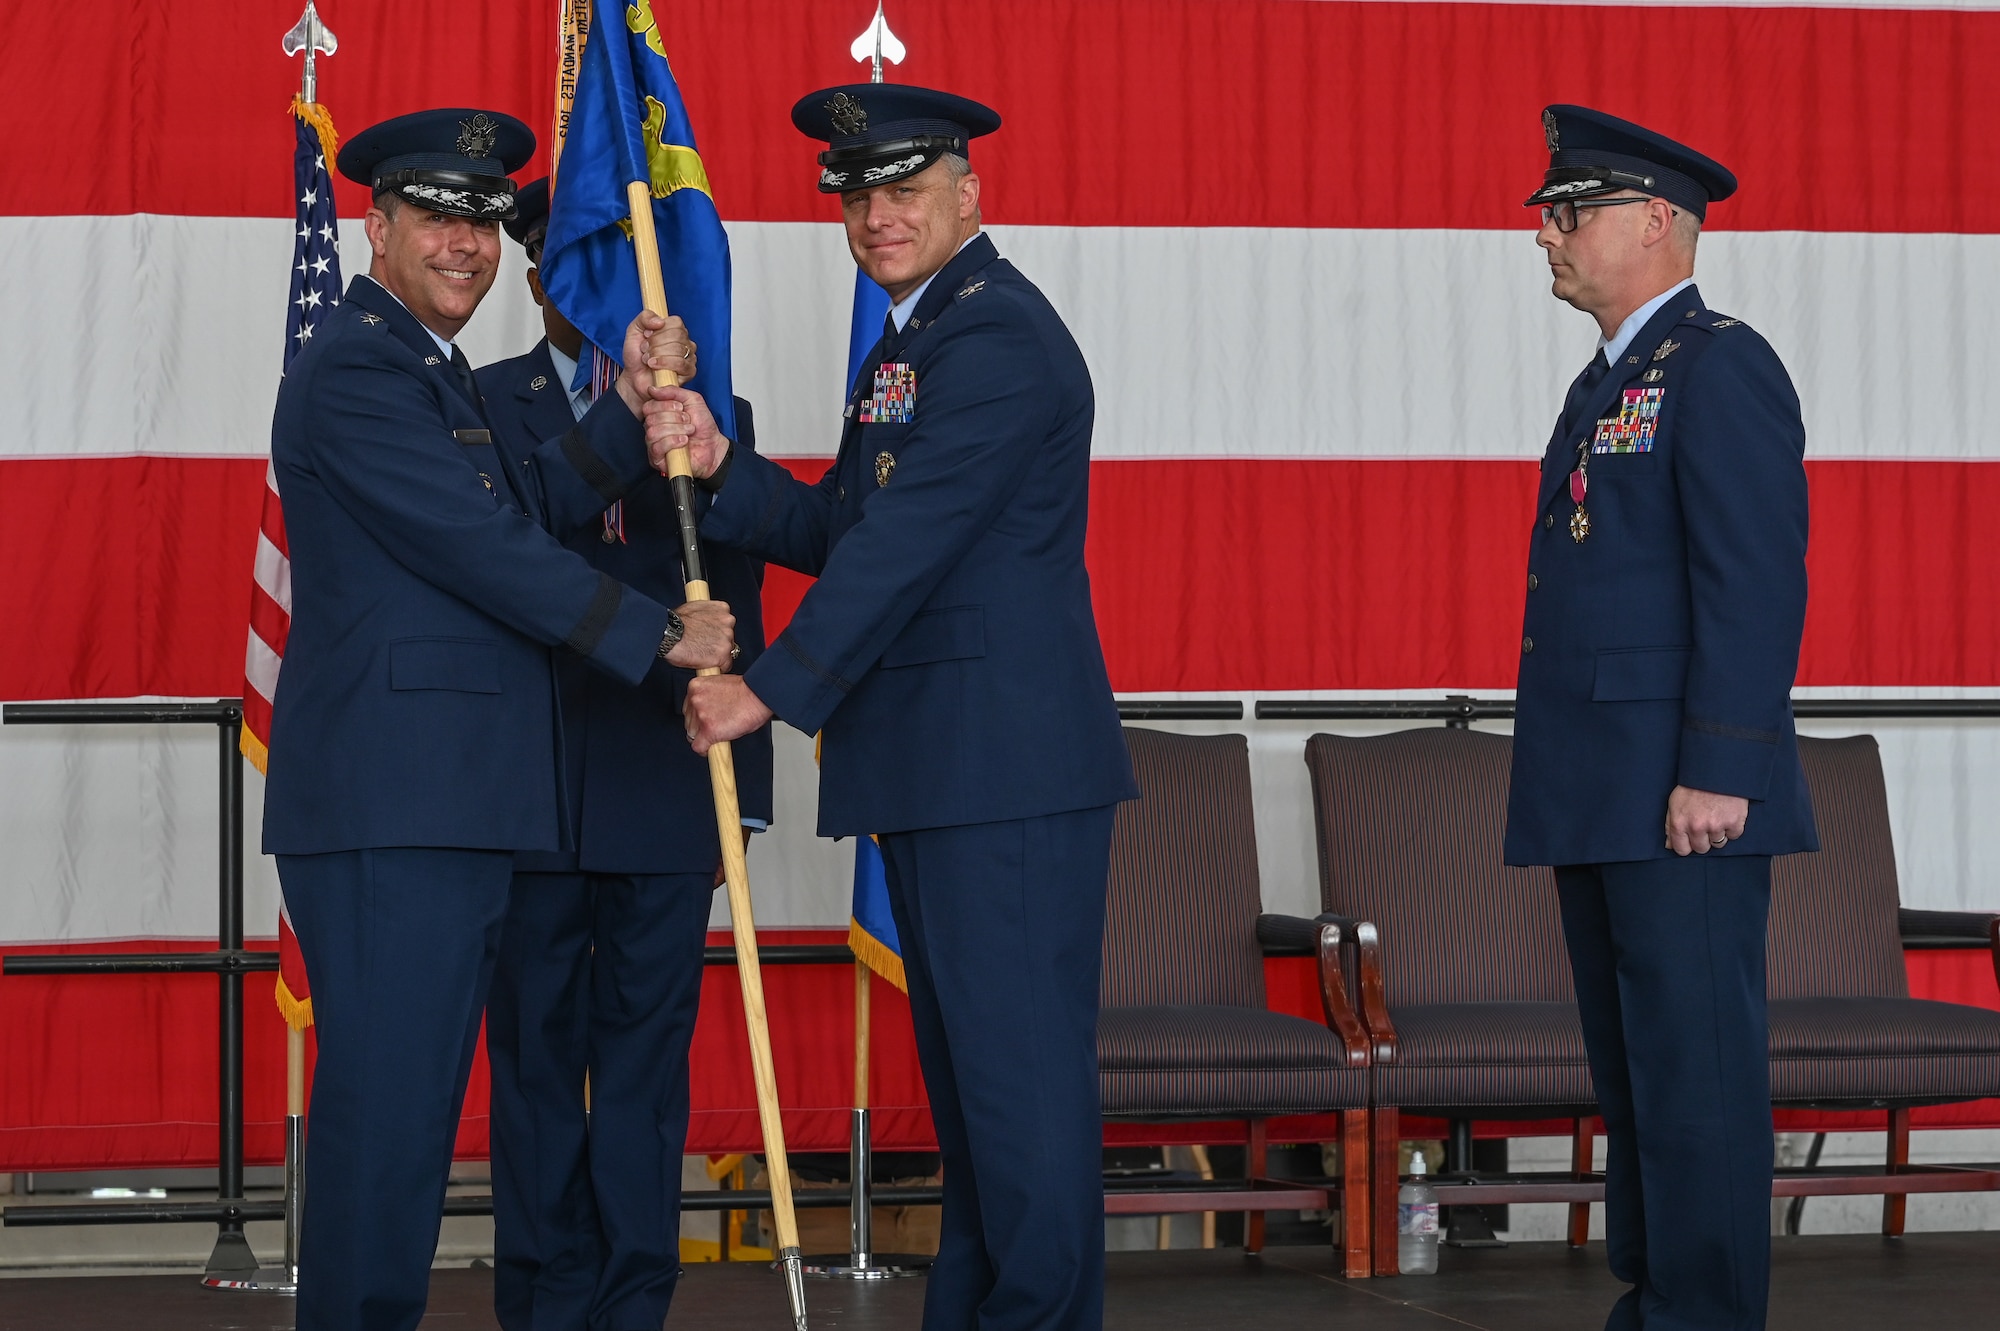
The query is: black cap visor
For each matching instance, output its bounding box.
[816,134,965,194]
[1523,164,1661,208]
[375,168,519,221]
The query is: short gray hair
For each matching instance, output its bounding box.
[1672,206,1702,257]
[939,152,971,183]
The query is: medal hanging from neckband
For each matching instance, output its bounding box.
[1569,448,1591,542]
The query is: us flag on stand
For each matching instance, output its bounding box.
[249,95,343,1030]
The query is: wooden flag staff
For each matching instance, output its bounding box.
[622,181,810,1330]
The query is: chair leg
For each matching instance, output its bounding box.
[1372,1106,1401,1276]
[1568,1116,1592,1248]
[1190,1144,1217,1249]
[1340,1107,1372,1279]
[1883,1107,1911,1237]
[1246,1119,1268,1256]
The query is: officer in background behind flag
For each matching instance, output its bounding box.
[657,84,1138,1331]
[1508,105,1818,1330]
[264,107,730,1331]
[478,177,774,1331]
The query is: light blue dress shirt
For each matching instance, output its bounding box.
[1599,276,1696,369]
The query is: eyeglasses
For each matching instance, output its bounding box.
[1538,198,1649,233]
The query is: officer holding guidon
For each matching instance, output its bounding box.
[263,109,730,1331]
[476,177,775,1330]
[1507,106,1818,1330]
[650,84,1137,1331]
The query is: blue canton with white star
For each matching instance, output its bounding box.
[285,111,343,371]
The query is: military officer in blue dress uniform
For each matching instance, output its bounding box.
[476,178,774,1331]
[264,109,731,1331]
[652,84,1138,1331]
[1507,106,1819,1331]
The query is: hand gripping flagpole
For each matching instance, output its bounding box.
[622,190,810,1331]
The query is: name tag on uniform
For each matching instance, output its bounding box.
[858,363,916,424]
[452,429,492,446]
[1591,387,1662,454]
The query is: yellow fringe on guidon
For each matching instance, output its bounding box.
[847,918,906,993]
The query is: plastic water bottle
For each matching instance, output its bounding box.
[1398,1149,1441,1274]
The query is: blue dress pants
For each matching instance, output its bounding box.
[487,870,713,1331]
[877,805,1116,1331]
[277,846,515,1331]
[1556,855,1774,1331]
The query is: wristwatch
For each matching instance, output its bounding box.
[657,610,685,660]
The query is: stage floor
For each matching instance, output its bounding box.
[1,1234,1994,1329]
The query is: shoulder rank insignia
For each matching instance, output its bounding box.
[424,354,442,365]
[359,312,383,326]
[1651,338,1681,362]
[1711,317,1743,329]
[956,279,986,299]
[875,451,896,487]
[530,375,548,390]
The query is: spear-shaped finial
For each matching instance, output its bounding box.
[282,1,338,104]
[850,1,905,84]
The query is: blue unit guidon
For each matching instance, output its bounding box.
[1593,386,1663,453]
[859,362,916,423]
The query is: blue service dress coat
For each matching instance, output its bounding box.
[700,233,1138,833]
[263,276,674,856]
[1506,285,1820,866]
[475,342,773,871]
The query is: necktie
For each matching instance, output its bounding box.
[1559,350,1610,439]
[449,345,483,413]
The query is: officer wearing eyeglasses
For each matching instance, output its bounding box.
[1505,105,1818,1331]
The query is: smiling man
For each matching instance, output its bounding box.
[1508,106,1818,1331]
[651,84,1136,1331]
[266,108,729,1331]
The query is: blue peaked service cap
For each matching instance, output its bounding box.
[1526,105,1737,221]
[337,108,535,221]
[792,83,1001,194]
[504,177,551,256]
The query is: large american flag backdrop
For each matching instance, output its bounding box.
[1,0,1997,1169]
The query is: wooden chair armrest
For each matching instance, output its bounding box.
[1313,921,1371,1067]
[1356,921,1397,1064]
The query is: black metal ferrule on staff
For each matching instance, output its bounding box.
[666,471,709,589]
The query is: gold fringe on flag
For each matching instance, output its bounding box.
[847,919,906,993]
[275,975,314,1031]
[239,726,270,776]
[291,95,339,163]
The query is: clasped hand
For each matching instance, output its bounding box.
[610,311,699,439]
[664,600,735,672]
[643,385,731,479]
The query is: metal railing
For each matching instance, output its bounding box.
[5,691,1992,1249]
